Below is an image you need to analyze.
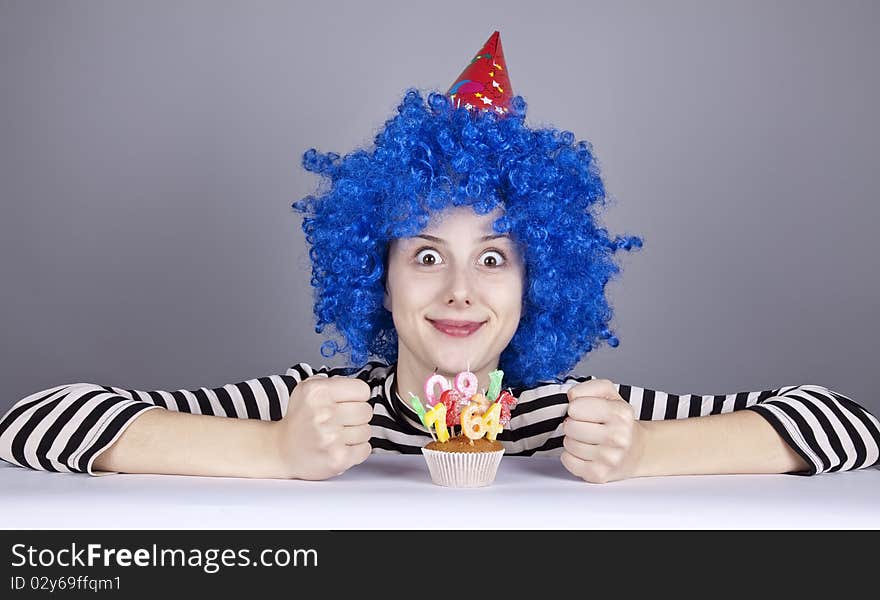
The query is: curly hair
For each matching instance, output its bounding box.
[291,88,644,388]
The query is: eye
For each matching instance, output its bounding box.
[479,249,506,268]
[414,247,443,266]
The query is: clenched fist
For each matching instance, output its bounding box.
[272,374,373,480]
[561,378,646,484]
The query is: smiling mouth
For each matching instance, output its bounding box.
[427,319,486,338]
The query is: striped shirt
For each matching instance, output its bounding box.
[1,359,878,476]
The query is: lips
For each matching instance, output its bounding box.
[428,319,485,338]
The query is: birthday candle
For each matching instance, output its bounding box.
[460,402,486,441]
[424,403,450,443]
[407,393,436,441]
[424,373,451,407]
[408,393,427,426]
[482,402,503,441]
[454,369,479,397]
[487,369,504,402]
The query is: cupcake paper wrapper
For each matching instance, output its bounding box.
[421,448,505,488]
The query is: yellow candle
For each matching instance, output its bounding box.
[424,403,450,443]
[482,402,503,441]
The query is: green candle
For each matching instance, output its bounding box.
[408,392,428,428]
[487,369,504,402]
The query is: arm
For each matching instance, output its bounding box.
[615,382,880,476]
[90,407,283,478]
[94,366,374,480]
[0,363,320,476]
[634,409,810,477]
[561,378,880,482]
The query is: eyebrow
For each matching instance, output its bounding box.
[414,233,510,244]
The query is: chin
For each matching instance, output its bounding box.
[430,348,487,375]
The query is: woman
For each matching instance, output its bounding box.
[1,33,877,483]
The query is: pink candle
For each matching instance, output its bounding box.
[424,373,451,407]
[454,370,478,397]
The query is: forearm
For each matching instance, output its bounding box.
[633,409,811,477]
[91,408,284,478]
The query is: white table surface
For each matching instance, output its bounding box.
[2,456,878,529]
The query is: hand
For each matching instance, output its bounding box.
[273,374,373,480]
[561,378,646,484]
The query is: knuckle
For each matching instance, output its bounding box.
[562,452,587,479]
[328,449,348,473]
[300,376,322,392]
[354,378,371,397]
[317,430,337,449]
[596,446,614,463]
[303,389,324,409]
[334,375,369,396]
[296,379,313,396]
[356,443,371,464]
[310,410,330,429]
[607,430,630,449]
[585,464,610,484]
[613,403,634,423]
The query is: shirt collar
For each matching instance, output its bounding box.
[384,362,430,432]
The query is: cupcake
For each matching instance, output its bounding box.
[408,368,517,488]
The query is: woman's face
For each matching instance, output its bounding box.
[384,205,525,376]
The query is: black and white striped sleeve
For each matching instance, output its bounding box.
[0,366,319,476]
[613,380,880,475]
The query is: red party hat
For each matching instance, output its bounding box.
[447,31,514,115]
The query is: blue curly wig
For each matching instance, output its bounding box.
[291,89,644,388]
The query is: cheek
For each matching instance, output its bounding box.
[387,277,441,315]
[492,267,525,294]
[484,275,524,318]
[502,294,523,323]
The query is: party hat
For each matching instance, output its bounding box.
[447,31,514,115]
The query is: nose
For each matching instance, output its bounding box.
[445,265,473,307]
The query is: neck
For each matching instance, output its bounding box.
[393,351,500,406]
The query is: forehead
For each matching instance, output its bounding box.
[408,206,506,240]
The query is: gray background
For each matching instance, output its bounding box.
[1,0,877,417]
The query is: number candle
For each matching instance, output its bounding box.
[460,402,486,441]
[424,373,451,408]
[423,403,450,442]
[454,370,479,397]
[487,369,504,402]
[425,373,452,407]
[482,402,503,441]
